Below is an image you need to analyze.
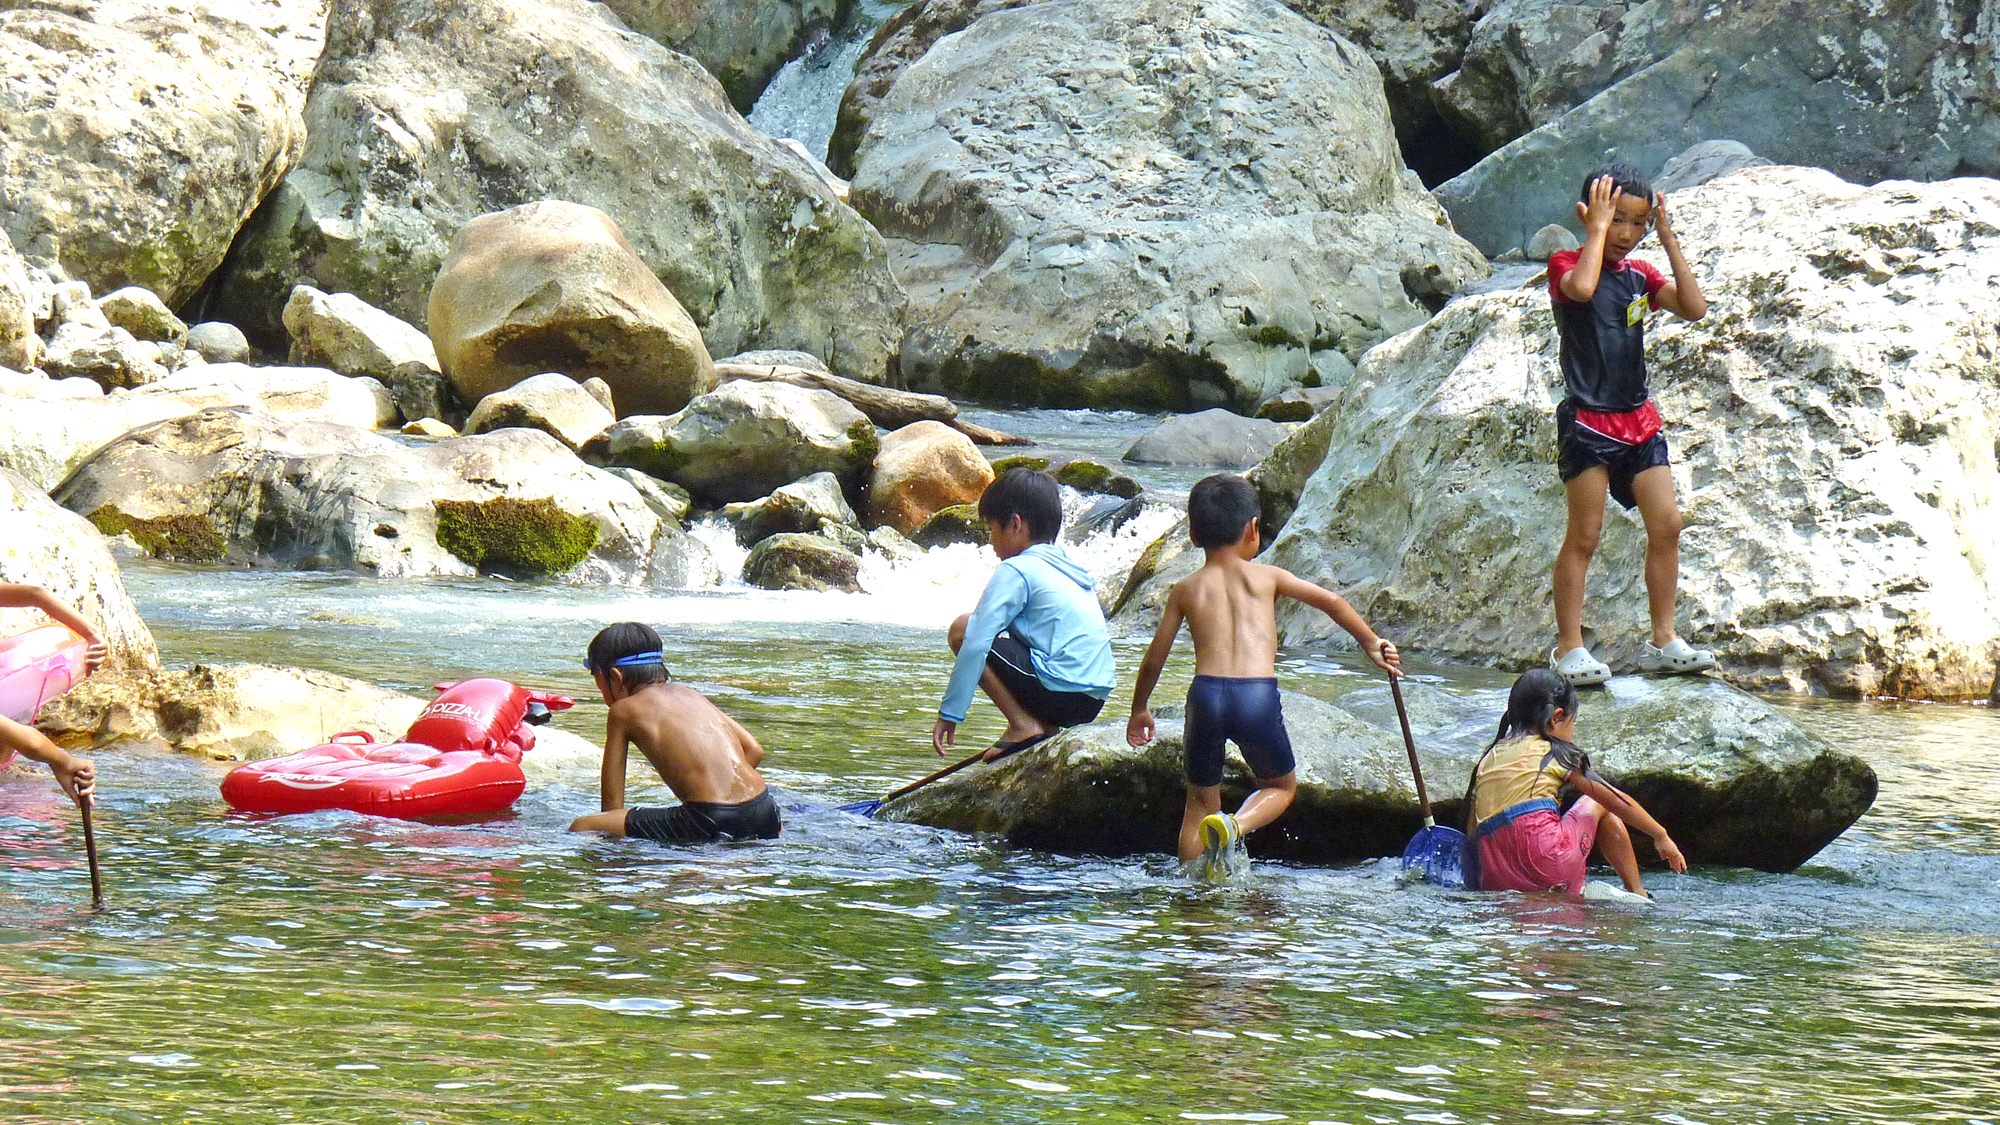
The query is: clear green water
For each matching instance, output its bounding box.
[4,411,1998,1123]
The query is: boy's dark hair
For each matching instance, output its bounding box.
[1486,667,1581,752]
[586,621,671,686]
[1580,162,1652,204]
[977,467,1063,544]
[1188,474,1261,549]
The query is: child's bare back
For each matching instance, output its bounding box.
[1167,558,1286,679]
[607,682,765,806]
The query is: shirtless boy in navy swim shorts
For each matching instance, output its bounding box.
[1126,476,1400,868]
[569,622,780,844]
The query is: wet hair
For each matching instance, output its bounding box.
[1486,667,1580,751]
[585,622,670,686]
[1580,162,1652,205]
[1188,474,1261,548]
[977,467,1062,544]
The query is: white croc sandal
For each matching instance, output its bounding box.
[1550,646,1612,686]
[1638,637,1716,675]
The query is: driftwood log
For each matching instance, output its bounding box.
[714,363,1028,446]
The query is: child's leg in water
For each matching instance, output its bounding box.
[1179,784,1222,863]
[1232,772,1297,836]
[1580,796,1646,893]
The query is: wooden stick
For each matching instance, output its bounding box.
[1388,672,1435,827]
[880,747,990,804]
[78,793,103,911]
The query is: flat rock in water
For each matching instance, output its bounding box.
[879,677,1874,873]
[1124,409,1290,468]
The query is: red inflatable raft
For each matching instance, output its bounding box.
[220,678,573,818]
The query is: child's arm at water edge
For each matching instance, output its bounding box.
[1126,587,1185,747]
[1568,769,1688,873]
[1271,570,1400,676]
[0,715,94,800]
[599,712,630,812]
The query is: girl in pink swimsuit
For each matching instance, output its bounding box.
[1466,669,1687,896]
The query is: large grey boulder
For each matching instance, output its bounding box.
[831,0,1483,183]
[1269,167,2000,701]
[0,466,159,673]
[97,288,189,345]
[39,323,169,389]
[591,380,874,505]
[186,322,251,365]
[0,6,302,306]
[214,0,905,384]
[0,362,393,489]
[1123,409,1291,468]
[724,472,858,547]
[1655,140,1772,195]
[598,0,848,111]
[428,202,715,419]
[1433,0,2000,256]
[1245,405,1340,539]
[53,408,717,587]
[464,372,616,452]
[0,231,40,373]
[282,284,442,419]
[882,678,1874,872]
[846,0,1487,411]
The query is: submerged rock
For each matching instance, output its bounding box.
[880,678,1875,873]
[0,467,158,673]
[0,6,301,306]
[38,663,423,760]
[53,408,715,587]
[847,0,1486,410]
[429,202,716,419]
[216,0,905,382]
[1270,168,2000,700]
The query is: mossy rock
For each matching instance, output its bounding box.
[911,504,988,549]
[1053,459,1141,499]
[742,532,862,592]
[87,506,226,563]
[434,496,598,578]
[990,455,1051,475]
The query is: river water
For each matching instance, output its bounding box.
[3,409,1998,1123]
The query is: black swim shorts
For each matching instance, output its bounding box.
[1556,399,1671,511]
[1183,675,1296,788]
[986,632,1106,729]
[625,788,782,844]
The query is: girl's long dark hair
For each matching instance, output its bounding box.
[1486,667,1581,751]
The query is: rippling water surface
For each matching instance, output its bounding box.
[4,412,1997,1123]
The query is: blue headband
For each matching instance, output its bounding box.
[612,652,665,668]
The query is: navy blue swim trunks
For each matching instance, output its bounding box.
[1183,676,1296,787]
[987,631,1106,729]
[1556,399,1671,511]
[625,789,782,843]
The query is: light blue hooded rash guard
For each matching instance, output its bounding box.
[938,543,1115,724]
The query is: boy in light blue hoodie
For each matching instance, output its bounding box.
[933,469,1115,760]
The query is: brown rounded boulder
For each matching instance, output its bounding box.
[427,201,716,418]
[867,420,994,534]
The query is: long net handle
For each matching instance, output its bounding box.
[881,747,989,804]
[1388,672,1434,824]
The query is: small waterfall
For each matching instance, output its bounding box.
[748,1,911,164]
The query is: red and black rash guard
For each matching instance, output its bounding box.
[1547,250,1668,414]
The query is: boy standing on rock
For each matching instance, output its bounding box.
[934,469,1115,761]
[1126,475,1400,869]
[1547,164,1711,686]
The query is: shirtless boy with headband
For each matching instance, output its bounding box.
[569,622,780,843]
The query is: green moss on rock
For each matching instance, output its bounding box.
[1054,459,1141,499]
[87,506,226,563]
[911,504,988,549]
[990,455,1051,475]
[434,496,598,578]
